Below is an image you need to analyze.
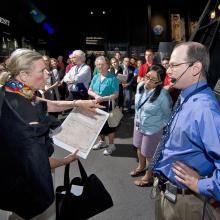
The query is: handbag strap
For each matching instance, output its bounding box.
[77,159,88,182]
[64,163,70,188]
[63,159,88,190]
[108,99,115,112]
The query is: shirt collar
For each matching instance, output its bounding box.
[180,80,208,102]
[77,64,83,68]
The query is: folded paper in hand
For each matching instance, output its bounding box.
[52,108,109,159]
[117,74,128,82]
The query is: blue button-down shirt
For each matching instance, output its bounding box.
[155,80,220,201]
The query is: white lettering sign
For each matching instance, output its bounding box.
[0,17,10,26]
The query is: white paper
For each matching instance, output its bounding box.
[117,74,128,82]
[71,185,84,196]
[52,107,109,159]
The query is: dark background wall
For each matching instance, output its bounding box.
[0,0,208,57]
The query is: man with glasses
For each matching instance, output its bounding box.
[151,42,220,220]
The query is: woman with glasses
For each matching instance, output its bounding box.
[130,64,172,186]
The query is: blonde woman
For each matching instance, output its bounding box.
[0,48,101,219]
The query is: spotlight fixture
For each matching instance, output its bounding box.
[210,11,216,19]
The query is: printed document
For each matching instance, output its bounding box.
[52,108,109,159]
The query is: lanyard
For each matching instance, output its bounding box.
[137,90,153,110]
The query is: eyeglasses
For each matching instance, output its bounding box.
[145,75,160,83]
[167,62,194,70]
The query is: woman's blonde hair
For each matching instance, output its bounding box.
[0,48,43,85]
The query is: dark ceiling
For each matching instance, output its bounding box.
[0,0,208,55]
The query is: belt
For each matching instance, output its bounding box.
[171,187,193,195]
[209,199,220,208]
[155,172,193,195]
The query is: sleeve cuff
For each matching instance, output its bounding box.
[198,178,212,197]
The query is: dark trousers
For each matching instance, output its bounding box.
[117,84,124,108]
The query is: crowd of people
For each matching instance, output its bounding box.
[0,42,219,220]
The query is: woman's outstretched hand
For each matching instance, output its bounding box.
[76,100,104,112]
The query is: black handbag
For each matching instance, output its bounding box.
[56,159,113,220]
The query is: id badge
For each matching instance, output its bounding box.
[164,182,177,203]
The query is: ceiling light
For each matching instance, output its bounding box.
[210,11,216,19]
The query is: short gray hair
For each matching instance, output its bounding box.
[72,50,86,62]
[95,56,110,68]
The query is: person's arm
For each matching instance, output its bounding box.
[173,109,220,201]
[98,92,119,102]
[100,76,119,102]
[63,68,73,84]
[74,65,91,84]
[88,88,99,99]
[36,96,102,112]
[45,81,60,91]
[88,88,118,102]
[49,151,78,169]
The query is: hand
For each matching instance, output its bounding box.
[95,96,103,103]
[172,161,200,193]
[94,95,104,103]
[57,81,62,86]
[64,150,78,164]
[77,99,104,112]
